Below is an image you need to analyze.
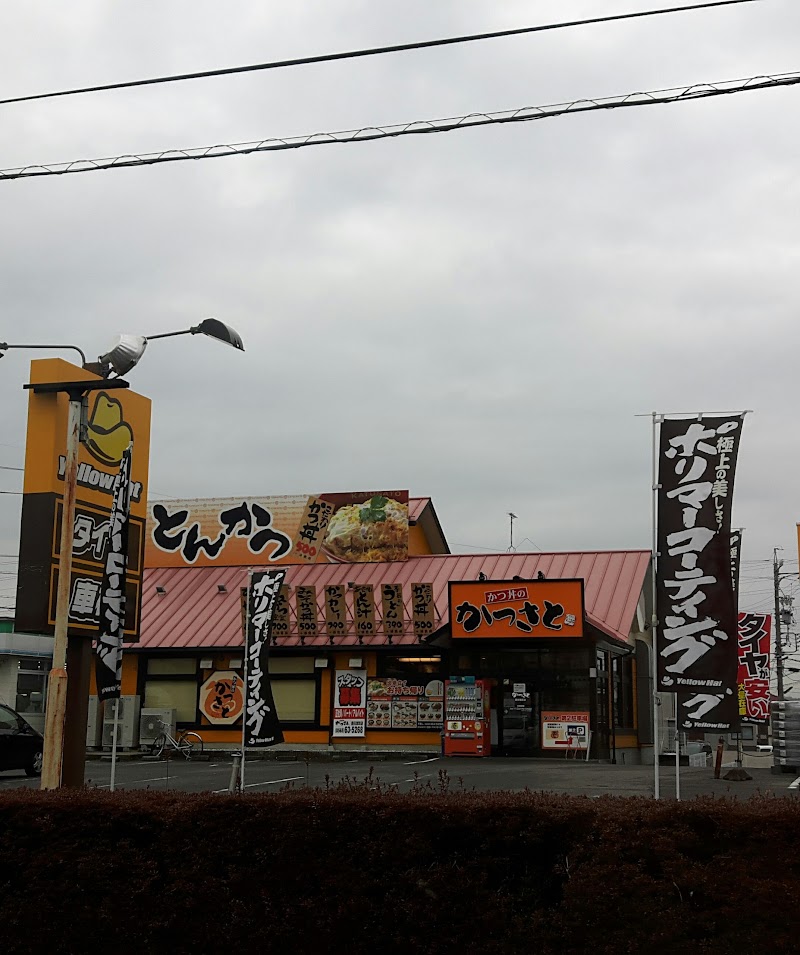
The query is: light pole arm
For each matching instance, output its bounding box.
[0,342,87,366]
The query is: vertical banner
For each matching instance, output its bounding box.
[94,445,133,701]
[270,584,291,642]
[730,529,742,605]
[324,584,347,643]
[295,585,318,643]
[353,584,376,641]
[737,613,771,723]
[412,583,435,638]
[332,669,367,737]
[244,569,287,747]
[381,583,405,641]
[656,414,745,731]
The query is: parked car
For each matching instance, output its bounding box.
[0,702,44,776]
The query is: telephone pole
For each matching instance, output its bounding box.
[773,549,796,703]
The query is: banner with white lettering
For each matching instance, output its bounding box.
[737,612,771,724]
[245,569,286,747]
[655,414,745,731]
[94,444,133,701]
[730,529,742,606]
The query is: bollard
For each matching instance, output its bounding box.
[228,751,242,794]
[714,736,725,779]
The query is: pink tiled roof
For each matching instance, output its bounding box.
[133,550,650,652]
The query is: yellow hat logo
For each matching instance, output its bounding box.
[85,393,133,466]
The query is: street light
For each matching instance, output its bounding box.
[96,319,244,377]
[5,321,244,789]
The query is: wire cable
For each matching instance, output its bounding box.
[2,69,796,183]
[0,1,763,108]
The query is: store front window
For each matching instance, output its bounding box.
[16,657,48,715]
[144,657,199,724]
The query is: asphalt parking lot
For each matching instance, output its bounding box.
[1,755,798,798]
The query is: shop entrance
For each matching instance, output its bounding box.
[494,679,540,756]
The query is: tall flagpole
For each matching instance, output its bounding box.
[240,570,252,793]
[651,412,661,800]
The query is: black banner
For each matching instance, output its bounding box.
[94,446,133,701]
[730,529,742,607]
[656,415,744,731]
[245,569,287,748]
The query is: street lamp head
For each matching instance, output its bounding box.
[97,335,148,377]
[190,318,244,351]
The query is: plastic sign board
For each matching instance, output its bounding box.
[145,490,409,568]
[332,669,367,737]
[541,711,591,749]
[449,579,584,639]
[15,359,151,640]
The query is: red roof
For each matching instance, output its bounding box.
[133,550,650,652]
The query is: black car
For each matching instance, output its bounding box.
[0,702,44,776]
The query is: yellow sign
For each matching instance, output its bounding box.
[15,358,151,640]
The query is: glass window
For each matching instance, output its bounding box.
[144,681,198,722]
[740,725,755,740]
[379,655,442,678]
[268,657,315,674]
[147,658,197,675]
[16,672,46,714]
[272,680,316,722]
[17,657,48,672]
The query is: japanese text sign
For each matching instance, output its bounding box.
[381,583,405,640]
[541,711,590,750]
[200,670,244,725]
[295,586,318,642]
[655,414,745,732]
[332,669,367,737]
[94,446,133,702]
[324,585,347,643]
[449,580,584,639]
[737,612,771,724]
[244,570,286,747]
[16,359,151,641]
[412,582,435,638]
[145,490,409,568]
[353,584,376,640]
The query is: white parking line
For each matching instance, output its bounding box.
[404,757,440,766]
[404,773,435,783]
[212,775,303,794]
[789,777,800,790]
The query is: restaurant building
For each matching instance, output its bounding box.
[92,493,656,762]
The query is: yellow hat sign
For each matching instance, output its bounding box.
[15,358,151,640]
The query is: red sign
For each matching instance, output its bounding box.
[737,612,771,724]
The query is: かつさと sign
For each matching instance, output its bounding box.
[449,580,584,639]
[200,670,244,725]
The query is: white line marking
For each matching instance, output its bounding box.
[789,776,800,790]
[404,773,435,783]
[212,775,303,794]
[404,756,440,766]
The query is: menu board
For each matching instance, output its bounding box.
[367,678,444,730]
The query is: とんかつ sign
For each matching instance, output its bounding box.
[449,579,584,639]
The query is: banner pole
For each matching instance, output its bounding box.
[675,714,681,800]
[109,697,120,792]
[651,412,661,800]
[240,571,252,794]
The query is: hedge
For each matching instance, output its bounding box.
[1,772,799,954]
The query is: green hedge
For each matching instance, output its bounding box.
[1,776,799,954]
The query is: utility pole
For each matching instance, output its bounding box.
[773,548,795,703]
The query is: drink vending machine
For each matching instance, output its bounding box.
[443,678,491,757]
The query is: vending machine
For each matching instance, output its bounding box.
[443,678,491,757]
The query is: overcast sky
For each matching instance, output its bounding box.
[1,0,798,624]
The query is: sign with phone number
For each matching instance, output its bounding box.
[333,719,365,737]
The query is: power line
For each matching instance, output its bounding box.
[0,1,762,109]
[2,69,795,183]
[0,466,23,472]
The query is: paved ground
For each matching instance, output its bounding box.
[1,755,798,798]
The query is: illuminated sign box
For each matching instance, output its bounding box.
[449,579,584,639]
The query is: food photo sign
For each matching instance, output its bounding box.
[366,678,444,730]
[145,490,409,567]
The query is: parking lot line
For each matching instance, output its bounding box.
[404,757,440,766]
[213,775,303,794]
[789,777,800,790]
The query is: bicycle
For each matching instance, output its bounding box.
[150,719,204,759]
